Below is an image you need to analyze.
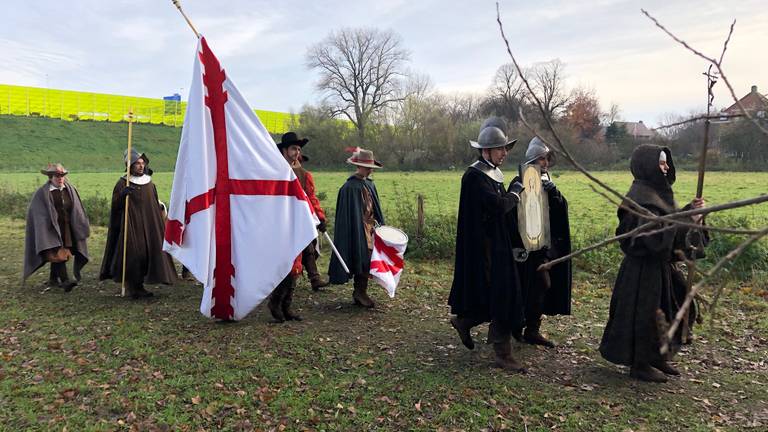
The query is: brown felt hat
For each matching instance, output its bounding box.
[346,148,382,169]
[40,163,68,176]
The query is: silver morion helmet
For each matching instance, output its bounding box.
[524,136,556,167]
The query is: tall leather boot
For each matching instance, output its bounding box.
[523,317,555,348]
[303,246,329,291]
[281,276,302,321]
[352,274,375,308]
[268,277,290,322]
[492,340,525,372]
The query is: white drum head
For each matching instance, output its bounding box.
[375,225,408,246]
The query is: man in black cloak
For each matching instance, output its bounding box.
[448,117,526,372]
[100,149,177,299]
[600,144,707,382]
[509,137,572,348]
[328,148,384,308]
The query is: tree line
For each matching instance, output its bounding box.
[287,27,767,171]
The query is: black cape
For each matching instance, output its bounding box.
[448,161,524,329]
[599,144,704,366]
[509,175,572,316]
[328,175,384,284]
[99,177,177,285]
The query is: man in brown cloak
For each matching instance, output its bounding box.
[23,163,90,291]
[99,149,176,299]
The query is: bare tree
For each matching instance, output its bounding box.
[602,102,622,126]
[306,27,410,144]
[529,59,570,122]
[486,63,527,121]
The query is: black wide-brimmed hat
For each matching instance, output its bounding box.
[276,132,308,149]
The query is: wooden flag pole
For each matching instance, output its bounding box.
[171,0,201,38]
[120,108,134,297]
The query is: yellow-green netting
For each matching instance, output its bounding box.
[0,84,295,133]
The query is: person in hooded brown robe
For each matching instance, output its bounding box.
[599,144,707,383]
[23,163,90,291]
[99,150,176,299]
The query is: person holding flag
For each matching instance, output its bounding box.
[100,150,177,299]
[162,35,318,322]
[265,132,326,322]
[286,136,330,291]
[328,148,385,308]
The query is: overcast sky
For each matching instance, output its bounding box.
[1,0,766,126]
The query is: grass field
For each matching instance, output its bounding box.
[1,214,767,430]
[1,169,766,226]
[1,165,767,429]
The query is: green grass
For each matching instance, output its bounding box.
[1,216,767,430]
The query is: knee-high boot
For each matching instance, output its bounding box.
[268,276,290,322]
[281,276,302,321]
[352,274,374,308]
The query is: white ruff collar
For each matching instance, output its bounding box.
[128,175,152,185]
[49,183,66,191]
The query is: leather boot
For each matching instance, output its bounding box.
[136,283,154,298]
[281,277,302,321]
[492,341,526,373]
[523,318,555,348]
[651,360,680,376]
[54,262,77,292]
[303,248,329,291]
[630,363,668,383]
[268,278,289,322]
[450,317,475,350]
[352,275,375,308]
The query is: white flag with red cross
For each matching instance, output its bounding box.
[163,36,317,321]
[369,227,407,298]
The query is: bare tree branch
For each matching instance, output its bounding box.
[641,10,768,137]
[653,113,744,131]
[661,226,768,354]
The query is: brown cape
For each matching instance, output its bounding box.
[99,177,176,285]
[23,181,90,282]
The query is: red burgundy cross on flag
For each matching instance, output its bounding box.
[163,36,317,321]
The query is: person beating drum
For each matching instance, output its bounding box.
[328,148,385,308]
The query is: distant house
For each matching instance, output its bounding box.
[723,85,768,118]
[611,120,657,140]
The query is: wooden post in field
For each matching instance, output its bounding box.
[416,194,425,240]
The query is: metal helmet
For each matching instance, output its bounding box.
[124,148,149,166]
[524,137,556,167]
[470,117,517,149]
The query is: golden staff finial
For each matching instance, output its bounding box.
[171,0,201,38]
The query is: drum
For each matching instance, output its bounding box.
[374,225,409,248]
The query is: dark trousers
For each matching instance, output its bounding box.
[525,252,552,328]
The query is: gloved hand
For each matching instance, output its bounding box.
[508,181,524,196]
[317,220,327,233]
[119,185,136,199]
[542,179,557,192]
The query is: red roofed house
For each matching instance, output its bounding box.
[613,120,656,140]
[723,85,768,118]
